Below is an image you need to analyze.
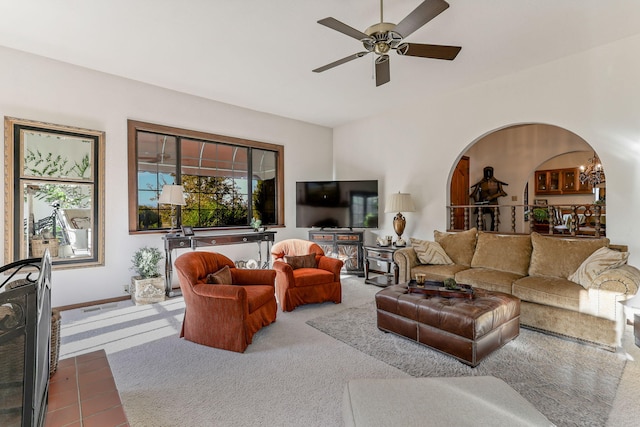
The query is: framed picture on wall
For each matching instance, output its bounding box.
[534,199,548,206]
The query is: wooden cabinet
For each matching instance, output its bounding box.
[535,168,592,195]
[308,230,364,276]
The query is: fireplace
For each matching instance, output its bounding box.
[0,250,52,427]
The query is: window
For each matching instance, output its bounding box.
[127,120,284,233]
[4,117,105,268]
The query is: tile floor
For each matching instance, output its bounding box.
[45,349,128,427]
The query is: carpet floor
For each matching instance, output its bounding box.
[58,276,640,426]
[307,303,626,427]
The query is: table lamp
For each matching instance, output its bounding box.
[158,184,186,236]
[384,192,415,247]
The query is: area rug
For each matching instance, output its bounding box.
[307,303,626,427]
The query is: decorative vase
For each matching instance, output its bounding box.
[131,276,165,305]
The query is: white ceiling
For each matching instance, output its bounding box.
[1,1,639,128]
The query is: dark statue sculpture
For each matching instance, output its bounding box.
[470,166,508,231]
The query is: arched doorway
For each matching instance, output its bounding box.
[449,123,605,234]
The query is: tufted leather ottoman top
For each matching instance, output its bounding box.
[376,284,520,340]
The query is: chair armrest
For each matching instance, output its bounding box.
[317,256,343,281]
[190,283,250,320]
[394,247,419,283]
[192,283,247,301]
[273,260,295,290]
[231,268,276,287]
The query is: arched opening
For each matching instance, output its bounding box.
[449,123,605,236]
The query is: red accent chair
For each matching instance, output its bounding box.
[271,239,343,312]
[174,251,277,353]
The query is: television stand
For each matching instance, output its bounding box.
[308,229,364,276]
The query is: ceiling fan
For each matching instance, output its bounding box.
[313,0,461,87]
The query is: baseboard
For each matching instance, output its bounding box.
[54,295,132,312]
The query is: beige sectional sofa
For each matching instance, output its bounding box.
[394,228,640,350]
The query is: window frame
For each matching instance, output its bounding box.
[127,120,284,234]
[4,116,105,268]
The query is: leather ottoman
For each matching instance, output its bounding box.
[376,284,520,367]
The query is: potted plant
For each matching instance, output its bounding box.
[130,246,165,304]
[532,208,551,232]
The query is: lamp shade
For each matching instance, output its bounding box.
[384,192,415,213]
[158,184,186,206]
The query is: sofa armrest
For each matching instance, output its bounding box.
[592,264,640,296]
[393,247,419,283]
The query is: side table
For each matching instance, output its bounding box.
[364,245,400,287]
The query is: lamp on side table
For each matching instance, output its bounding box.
[384,192,415,247]
[158,184,186,236]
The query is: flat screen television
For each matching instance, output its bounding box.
[296,180,379,228]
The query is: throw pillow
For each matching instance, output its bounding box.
[410,238,453,265]
[528,232,609,279]
[568,246,629,289]
[206,265,232,284]
[434,228,477,266]
[284,253,317,270]
[470,232,532,276]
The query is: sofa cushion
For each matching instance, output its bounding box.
[568,246,629,289]
[434,228,477,267]
[528,232,609,279]
[410,238,453,265]
[412,264,470,282]
[471,232,532,276]
[454,267,523,295]
[285,253,317,270]
[512,276,586,312]
[206,265,232,284]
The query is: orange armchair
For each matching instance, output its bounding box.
[271,239,343,312]
[174,251,277,353]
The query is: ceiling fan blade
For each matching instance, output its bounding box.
[396,43,461,60]
[313,52,369,73]
[393,0,450,39]
[375,55,390,87]
[317,17,371,41]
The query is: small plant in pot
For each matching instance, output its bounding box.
[131,246,163,279]
[532,208,549,223]
[443,277,459,290]
[130,246,165,304]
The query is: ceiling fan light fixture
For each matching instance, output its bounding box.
[313,0,460,86]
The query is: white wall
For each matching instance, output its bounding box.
[334,33,640,265]
[0,46,333,307]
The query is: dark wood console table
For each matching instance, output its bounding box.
[163,231,276,297]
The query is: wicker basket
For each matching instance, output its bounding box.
[31,239,59,258]
[50,310,61,377]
